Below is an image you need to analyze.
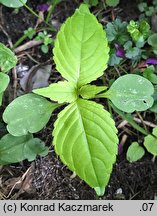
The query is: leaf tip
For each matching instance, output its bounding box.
[94,187,105,196]
[78,4,90,14]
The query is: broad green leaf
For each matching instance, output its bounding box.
[53,99,118,196]
[0,133,48,165]
[3,93,59,136]
[144,127,157,156]
[0,0,27,8]
[126,142,145,163]
[79,84,107,99]
[0,43,17,72]
[106,0,119,7]
[33,81,77,103]
[106,74,154,113]
[53,4,109,87]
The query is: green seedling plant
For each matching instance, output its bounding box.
[148,33,157,55]
[0,43,17,105]
[126,142,145,163]
[106,18,152,66]
[126,126,157,163]
[0,43,49,165]
[35,31,54,54]
[144,127,157,159]
[3,4,154,196]
[138,0,157,18]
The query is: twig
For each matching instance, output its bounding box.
[111,103,149,136]
[12,67,18,99]
[117,120,128,129]
[0,24,13,48]
[14,39,43,53]
[136,112,147,131]
[6,167,31,198]
[119,134,128,147]
[133,117,157,128]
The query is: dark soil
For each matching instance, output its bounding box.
[0,0,157,200]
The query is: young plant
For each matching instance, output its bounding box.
[148,33,157,55]
[126,126,157,163]
[105,0,120,7]
[127,20,151,48]
[35,31,53,54]
[126,142,145,163]
[0,43,49,164]
[0,133,48,164]
[144,127,157,158]
[3,4,154,196]
[138,1,157,17]
[0,43,17,105]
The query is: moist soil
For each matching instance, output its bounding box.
[0,0,157,200]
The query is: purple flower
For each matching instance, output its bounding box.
[115,44,125,58]
[37,3,49,12]
[146,58,157,65]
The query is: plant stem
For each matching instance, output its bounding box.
[19,0,41,19]
[107,99,113,118]
[19,0,56,31]
[46,0,59,24]
[12,34,29,50]
[110,103,149,136]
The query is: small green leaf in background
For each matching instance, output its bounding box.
[143,66,157,84]
[24,27,36,39]
[127,142,145,163]
[53,99,118,196]
[0,73,10,106]
[0,43,17,73]
[138,2,147,12]
[0,0,27,8]
[127,20,150,45]
[0,73,9,94]
[148,33,157,53]
[144,127,157,156]
[124,41,141,59]
[3,93,59,136]
[53,4,109,87]
[79,84,107,99]
[83,0,99,6]
[41,45,49,54]
[33,81,77,103]
[108,53,122,66]
[106,19,129,44]
[149,87,157,113]
[106,74,154,113]
[0,133,48,165]
[106,0,119,7]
